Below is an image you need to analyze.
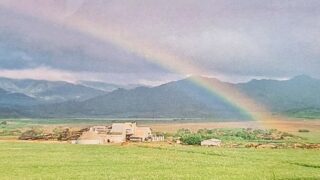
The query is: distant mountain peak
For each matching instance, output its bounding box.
[186,75,222,82]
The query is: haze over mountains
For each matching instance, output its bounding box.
[0,77,142,103]
[0,75,319,119]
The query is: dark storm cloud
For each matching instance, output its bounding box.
[0,0,319,83]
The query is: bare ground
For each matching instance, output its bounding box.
[147,120,320,133]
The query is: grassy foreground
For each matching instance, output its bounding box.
[0,142,319,179]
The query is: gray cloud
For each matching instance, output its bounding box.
[0,7,166,74]
[0,0,319,84]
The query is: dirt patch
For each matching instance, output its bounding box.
[148,120,320,133]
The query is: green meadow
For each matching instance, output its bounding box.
[0,142,319,180]
[1,119,320,179]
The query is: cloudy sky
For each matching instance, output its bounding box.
[0,0,319,85]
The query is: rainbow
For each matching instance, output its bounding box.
[62,16,276,124]
[1,3,278,126]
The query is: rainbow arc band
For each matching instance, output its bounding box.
[0,2,279,127]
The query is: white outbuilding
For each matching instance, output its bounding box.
[201,139,221,147]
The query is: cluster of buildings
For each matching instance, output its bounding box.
[73,122,164,145]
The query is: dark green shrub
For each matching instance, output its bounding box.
[298,129,310,133]
[180,134,202,145]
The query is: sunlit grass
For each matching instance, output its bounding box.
[0,142,319,179]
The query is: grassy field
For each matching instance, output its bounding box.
[1,119,319,179]
[0,142,319,179]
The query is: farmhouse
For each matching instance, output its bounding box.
[74,122,162,144]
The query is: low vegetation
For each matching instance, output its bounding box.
[7,126,318,149]
[0,121,23,137]
[18,127,88,141]
[0,129,21,136]
[298,129,310,133]
[175,128,302,145]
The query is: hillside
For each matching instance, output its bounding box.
[28,77,251,119]
[0,78,106,103]
[26,75,320,119]
[78,81,143,92]
[237,75,320,112]
[2,75,320,119]
[0,88,37,106]
[0,88,37,117]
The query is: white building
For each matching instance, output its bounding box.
[201,139,221,147]
[76,122,160,144]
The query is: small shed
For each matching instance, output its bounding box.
[132,127,152,140]
[201,139,221,147]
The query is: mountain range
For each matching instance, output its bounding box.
[0,75,320,119]
[0,78,141,103]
